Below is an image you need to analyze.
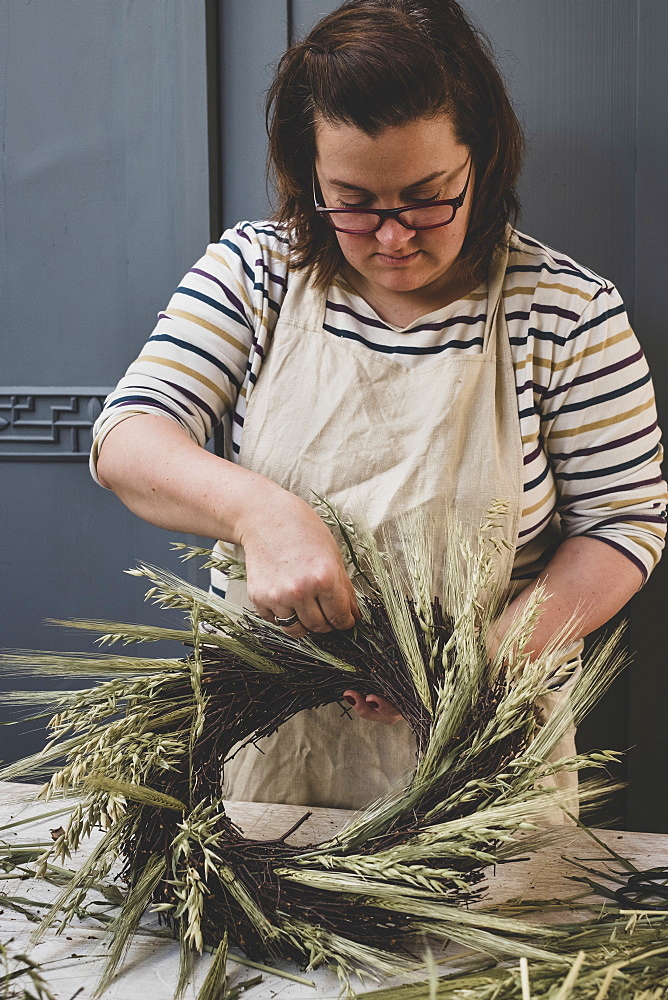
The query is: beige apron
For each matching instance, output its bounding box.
[223,240,577,818]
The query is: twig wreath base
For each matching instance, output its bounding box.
[0,505,625,996]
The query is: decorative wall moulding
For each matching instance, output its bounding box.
[0,388,113,461]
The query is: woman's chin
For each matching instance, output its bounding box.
[370,268,435,295]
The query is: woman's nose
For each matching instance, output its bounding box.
[374,216,416,248]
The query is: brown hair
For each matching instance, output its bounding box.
[266,0,524,287]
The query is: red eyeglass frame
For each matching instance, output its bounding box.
[313,159,472,234]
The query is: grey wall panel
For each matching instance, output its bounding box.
[633,0,668,394]
[291,0,340,38]
[463,1,637,306]
[1,466,202,653]
[1,1,212,764]
[0,463,211,767]
[626,0,668,834]
[2,0,209,384]
[219,0,289,230]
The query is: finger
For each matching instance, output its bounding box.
[293,597,331,634]
[339,572,362,623]
[342,689,398,724]
[254,602,276,623]
[342,689,366,713]
[272,604,309,638]
[256,602,307,636]
[318,584,359,631]
[345,579,362,622]
[365,694,402,724]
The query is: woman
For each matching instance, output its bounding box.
[91,0,666,813]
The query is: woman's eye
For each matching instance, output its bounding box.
[410,190,443,204]
[335,190,443,208]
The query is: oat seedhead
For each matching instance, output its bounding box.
[171,541,248,580]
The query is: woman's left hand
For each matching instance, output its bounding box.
[342,689,403,724]
[487,535,643,662]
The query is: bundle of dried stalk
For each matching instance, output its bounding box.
[360,910,668,999]
[0,504,626,997]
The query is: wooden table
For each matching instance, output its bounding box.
[1,781,667,999]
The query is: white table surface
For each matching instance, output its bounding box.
[2,780,667,1000]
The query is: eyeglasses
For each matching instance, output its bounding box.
[313,159,472,234]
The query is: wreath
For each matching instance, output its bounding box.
[1,503,623,998]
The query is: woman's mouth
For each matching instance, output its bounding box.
[375,250,421,266]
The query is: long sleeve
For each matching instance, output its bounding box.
[90,222,291,481]
[539,282,666,581]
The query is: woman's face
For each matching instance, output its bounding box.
[314,114,474,304]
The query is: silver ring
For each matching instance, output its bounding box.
[274,612,300,628]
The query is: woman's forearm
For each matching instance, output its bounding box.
[95,413,360,633]
[489,535,644,659]
[95,413,285,543]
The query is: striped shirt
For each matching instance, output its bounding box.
[91,223,667,586]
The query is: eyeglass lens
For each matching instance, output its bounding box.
[324,203,457,233]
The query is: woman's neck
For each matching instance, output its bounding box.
[341,263,484,328]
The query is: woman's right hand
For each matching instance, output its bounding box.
[238,489,360,637]
[96,415,358,637]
